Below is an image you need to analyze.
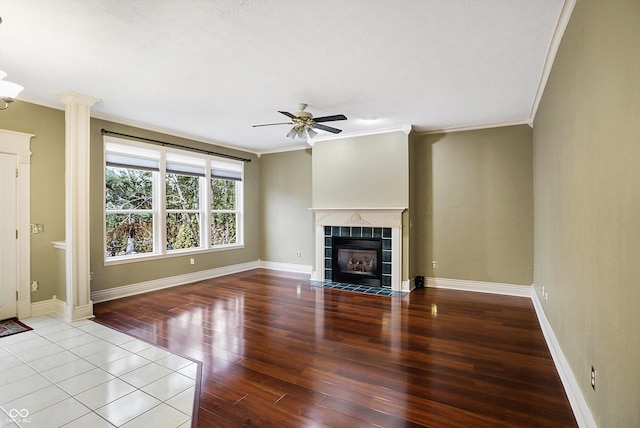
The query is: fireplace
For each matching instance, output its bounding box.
[311,208,407,291]
[332,237,382,286]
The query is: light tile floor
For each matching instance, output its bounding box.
[0,314,197,428]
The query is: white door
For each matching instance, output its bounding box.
[0,153,17,320]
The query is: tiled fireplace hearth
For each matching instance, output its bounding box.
[311,208,407,292]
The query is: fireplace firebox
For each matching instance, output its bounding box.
[331,236,382,286]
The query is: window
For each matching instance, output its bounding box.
[210,160,242,246]
[104,137,244,263]
[105,148,158,257]
[165,154,206,251]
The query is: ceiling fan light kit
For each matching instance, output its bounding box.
[253,103,347,145]
[0,17,24,110]
[0,71,23,110]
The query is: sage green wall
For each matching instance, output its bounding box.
[312,131,409,208]
[259,149,314,266]
[533,1,640,426]
[0,101,66,302]
[413,125,533,286]
[89,119,260,292]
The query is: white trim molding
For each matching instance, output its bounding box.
[0,129,33,320]
[311,125,412,145]
[529,0,577,123]
[426,277,533,297]
[416,119,531,136]
[429,276,596,428]
[29,295,66,318]
[259,260,313,274]
[531,289,598,428]
[90,260,260,303]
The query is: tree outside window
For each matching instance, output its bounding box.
[166,172,201,250]
[105,166,154,256]
[104,139,244,262]
[211,178,237,245]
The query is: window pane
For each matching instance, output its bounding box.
[106,213,153,257]
[166,174,200,210]
[211,178,236,210]
[211,213,236,245]
[106,167,153,210]
[167,213,201,250]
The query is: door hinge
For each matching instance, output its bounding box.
[16,290,19,301]
[16,230,18,239]
[16,168,18,178]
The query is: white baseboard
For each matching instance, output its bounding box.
[30,295,66,317]
[531,289,597,428]
[428,276,596,428]
[426,276,533,297]
[259,260,313,274]
[26,266,596,427]
[18,300,33,319]
[91,260,260,303]
[63,302,94,322]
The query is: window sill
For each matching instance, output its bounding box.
[103,243,245,266]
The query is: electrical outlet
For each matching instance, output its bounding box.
[591,366,597,390]
[544,290,548,302]
[296,251,302,258]
[432,260,438,269]
[30,281,39,292]
[30,224,45,234]
[190,258,195,265]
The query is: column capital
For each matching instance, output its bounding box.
[56,90,101,107]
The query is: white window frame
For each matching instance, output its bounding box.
[104,136,244,265]
[210,159,244,248]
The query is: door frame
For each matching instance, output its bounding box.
[0,129,33,319]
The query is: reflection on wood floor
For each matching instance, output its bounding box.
[94,269,577,427]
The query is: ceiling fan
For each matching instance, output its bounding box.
[253,103,347,143]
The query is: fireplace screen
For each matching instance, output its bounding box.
[332,237,382,286]
[336,249,377,276]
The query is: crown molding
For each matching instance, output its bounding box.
[528,0,577,124]
[256,144,310,157]
[256,125,414,156]
[415,119,531,136]
[15,94,66,111]
[90,110,259,157]
[13,95,260,157]
[311,124,413,143]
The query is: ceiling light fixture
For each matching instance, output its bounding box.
[253,103,346,146]
[286,105,318,145]
[0,70,23,110]
[0,17,23,110]
[287,122,317,143]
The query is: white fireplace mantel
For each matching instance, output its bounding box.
[310,207,407,291]
[310,207,405,228]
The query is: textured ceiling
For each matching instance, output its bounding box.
[1,0,566,153]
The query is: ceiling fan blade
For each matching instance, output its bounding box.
[278,111,298,120]
[313,114,347,123]
[313,123,342,134]
[252,122,292,127]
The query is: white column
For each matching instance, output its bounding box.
[57,91,100,321]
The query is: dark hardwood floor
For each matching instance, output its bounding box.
[93,269,577,427]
